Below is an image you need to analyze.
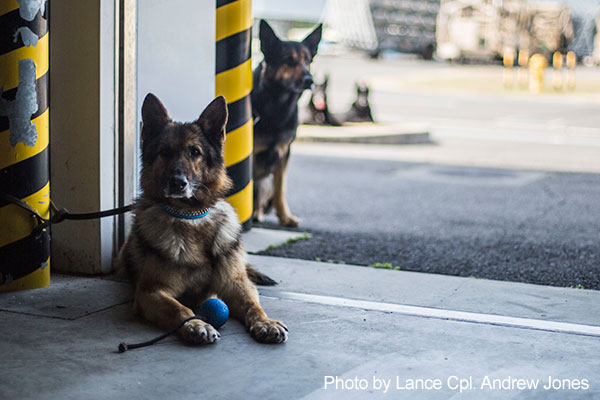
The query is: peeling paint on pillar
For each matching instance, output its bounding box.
[0,0,50,291]
[14,27,40,47]
[0,59,39,147]
[17,0,47,22]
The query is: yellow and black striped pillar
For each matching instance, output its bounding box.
[0,1,50,291]
[215,0,253,231]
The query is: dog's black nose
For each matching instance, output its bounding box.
[303,75,314,89]
[169,176,187,193]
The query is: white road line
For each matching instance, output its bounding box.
[260,290,600,338]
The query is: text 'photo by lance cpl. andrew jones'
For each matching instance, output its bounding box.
[323,375,591,394]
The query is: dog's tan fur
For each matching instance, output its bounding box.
[115,94,287,344]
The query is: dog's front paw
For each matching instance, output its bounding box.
[180,319,220,344]
[279,214,300,228]
[249,318,288,344]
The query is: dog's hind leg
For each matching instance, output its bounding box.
[273,149,300,227]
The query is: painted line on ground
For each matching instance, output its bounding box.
[260,290,600,338]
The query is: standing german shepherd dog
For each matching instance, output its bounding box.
[252,20,322,227]
[116,93,287,345]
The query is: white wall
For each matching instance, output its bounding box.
[137,0,216,124]
[50,1,117,274]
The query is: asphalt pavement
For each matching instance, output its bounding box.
[257,152,600,290]
[255,53,600,291]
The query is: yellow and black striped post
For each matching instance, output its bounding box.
[216,0,253,231]
[0,1,50,291]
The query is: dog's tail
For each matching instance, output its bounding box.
[246,264,278,286]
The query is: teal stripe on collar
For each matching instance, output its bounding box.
[160,205,211,220]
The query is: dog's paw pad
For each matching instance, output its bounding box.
[181,320,220,344]
[249,318,288,344]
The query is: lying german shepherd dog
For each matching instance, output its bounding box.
[252,20,322,227]
[343,83,374,123]
[116,94,287,345]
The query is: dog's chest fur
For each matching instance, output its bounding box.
[135,199,241,268]
[253,66,299,127]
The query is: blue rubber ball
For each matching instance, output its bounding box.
[198,298,229,329]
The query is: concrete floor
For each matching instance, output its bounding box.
[1,230,599,399]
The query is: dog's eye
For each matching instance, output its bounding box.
[189,146,201,158]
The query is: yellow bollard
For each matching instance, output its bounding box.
[528,54,547,93]
[566,51,576,91]
[518,49,530,89]
[215,0,253,231]
[0,1,50,291]
[552,52,563,91]
[503,49,515,89]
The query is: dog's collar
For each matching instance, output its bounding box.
[160,205,211,220]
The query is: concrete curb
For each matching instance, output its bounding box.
[249,254,600,328]
[242,227,307,253]
[296,122,432,145]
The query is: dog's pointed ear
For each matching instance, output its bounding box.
[302,24,322,58]
[195,96,228,147]
[141,93,170,141]
[260,20,281,62]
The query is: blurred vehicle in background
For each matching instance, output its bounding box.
[368,0,440,59]
[323,0,440,59]
[523,1,573,57]
[255,0,598,64]
[436,0,523,61]
[436,0,573,62]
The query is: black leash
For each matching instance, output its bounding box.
[118,316,208,353]
[2,192,208,352]
[1,192,134,237]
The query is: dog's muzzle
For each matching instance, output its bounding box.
[166,174,191,198]
[302,75,314,90]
